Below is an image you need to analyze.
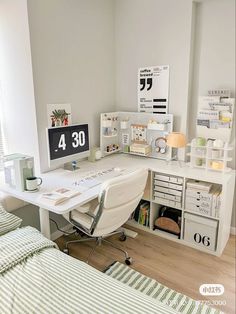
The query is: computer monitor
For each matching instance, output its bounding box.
[47,124,90,168]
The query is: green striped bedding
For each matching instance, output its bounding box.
[0,205,22,236]
[0,227,179,314]
[105,262,222,314]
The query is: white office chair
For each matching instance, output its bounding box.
[63,168,148,265]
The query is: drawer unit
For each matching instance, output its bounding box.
[154,180,183,191]
[154,186,182,196]
[154,191,181,202]
[153,172,184,209]
[184,213,218,251]
[154,174,183,184]
[154,197,182,209]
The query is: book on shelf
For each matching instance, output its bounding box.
[39,188,81,205]
[138,202,150,227]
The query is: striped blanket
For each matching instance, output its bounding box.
[0,226,56,274]
[105,262,222,314]
[0,227,178,314]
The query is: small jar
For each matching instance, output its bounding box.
[196,158,203,166]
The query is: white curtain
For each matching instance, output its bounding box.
[0,90,6,171]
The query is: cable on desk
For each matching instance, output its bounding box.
[50,218,75,235]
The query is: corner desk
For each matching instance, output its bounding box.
[0,154,235,256]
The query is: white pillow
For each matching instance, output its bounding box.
[0,204,22,236]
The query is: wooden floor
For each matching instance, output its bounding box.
[56,226,236,314]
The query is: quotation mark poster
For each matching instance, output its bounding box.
[138,65,169,114]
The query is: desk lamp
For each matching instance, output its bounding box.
[166,132,186,166]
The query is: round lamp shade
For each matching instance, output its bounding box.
[167,132,186,148]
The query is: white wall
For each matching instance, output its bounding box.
[27,0,115,172]
[114,0,194,143]
[0,0,40,172]
[189,0,236,227]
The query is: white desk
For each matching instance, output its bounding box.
[0,154,235,255]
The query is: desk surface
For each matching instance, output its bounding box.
[0,154,234,214]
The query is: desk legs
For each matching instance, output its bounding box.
[39,207,51,239]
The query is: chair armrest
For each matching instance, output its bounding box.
[76,198,99,214]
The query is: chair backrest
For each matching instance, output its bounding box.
[93,168,148,236]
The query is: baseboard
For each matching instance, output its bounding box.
[230,227,236,235]
[51,223,73,241]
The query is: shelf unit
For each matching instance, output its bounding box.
[187,142,233,173]
[127,167,235,256]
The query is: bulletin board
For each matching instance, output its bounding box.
[100,112,173,160]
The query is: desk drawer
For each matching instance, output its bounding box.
[154,174,183,184]
[154,191,181,202]
[154,180,183,191]
[154,197,182,209]
[154,186,182,197]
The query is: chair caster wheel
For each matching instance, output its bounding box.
[125,257,132,265]
[63,248,69,255]
[119,234,127,241]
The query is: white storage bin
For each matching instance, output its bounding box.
[185,196,212,209]
[154,180,183,191]
[154,197,182,209]
[154,191,181,202]
[154,173,183,185]
[154,186,182,196]
[186,189,212,202]
[184,213,218,251]
[185,202,212,216]
[154,174,170,182]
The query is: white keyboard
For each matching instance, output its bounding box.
[72,167,127,190]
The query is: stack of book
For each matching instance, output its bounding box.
[132,201,150,227]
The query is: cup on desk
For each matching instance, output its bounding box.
[25,177,42,191]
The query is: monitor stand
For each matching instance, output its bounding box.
[64,160,79,171]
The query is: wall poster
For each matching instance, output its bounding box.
[138,65,169,114]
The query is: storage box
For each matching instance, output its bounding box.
[185,196,212,208]
[154,174,183,184]
[184,213,218,251]
[154,180,183,191]
[154,186,182,196]
[186,189,213,202]
[154,191,181,202]
[154,197,181,209]
[130,143,151,156]
[185,202,212,216]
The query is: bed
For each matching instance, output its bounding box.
[0,225,179,314]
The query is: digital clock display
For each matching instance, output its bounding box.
[48,124,89,160]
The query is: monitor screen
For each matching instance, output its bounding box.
[47,124,89,166]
